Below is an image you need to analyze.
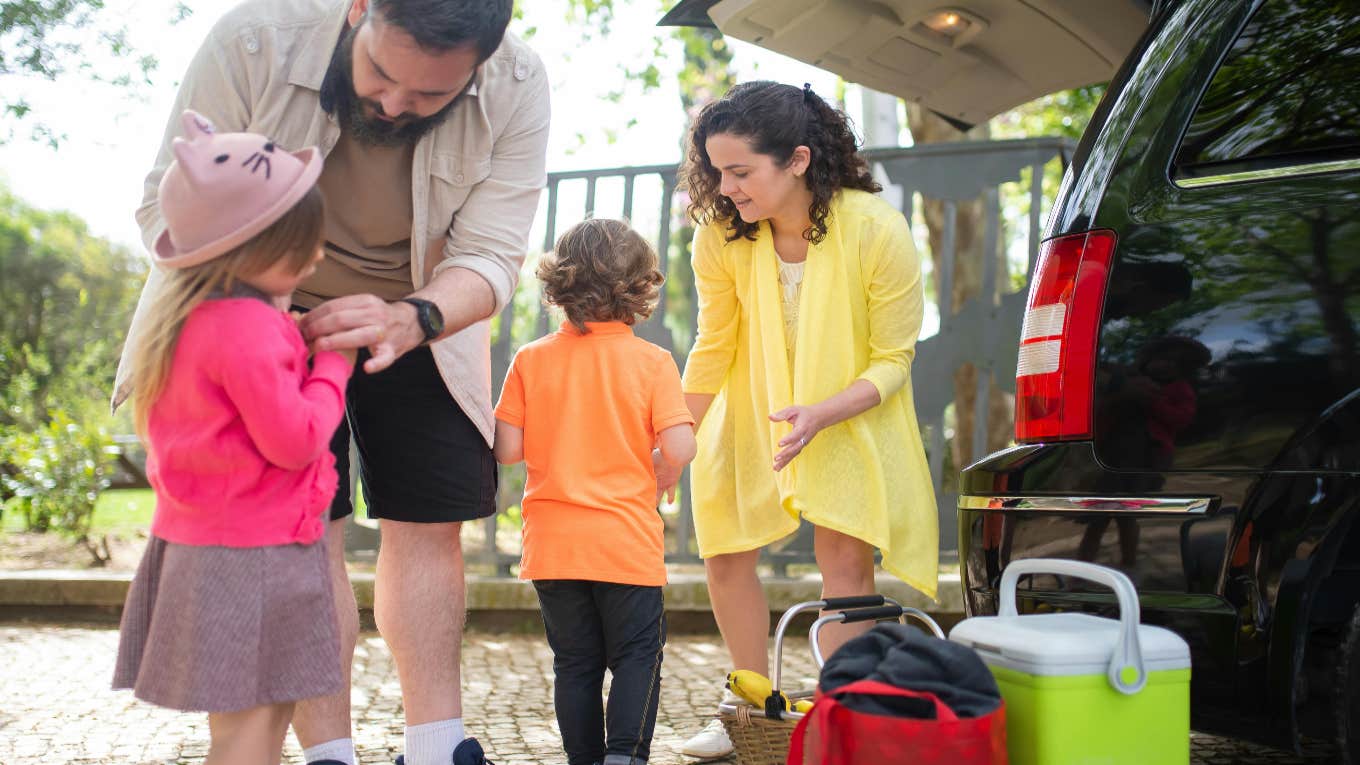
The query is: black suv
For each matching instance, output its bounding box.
[959,0,1360,758]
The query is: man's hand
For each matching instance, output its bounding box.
[298,294,424,374]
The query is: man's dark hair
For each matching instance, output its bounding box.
[369,0,513,62]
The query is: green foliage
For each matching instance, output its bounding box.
[0,181,143,537]
[988,85,1106,293]
[1,409,117,535]
[992,84,1106,141]
[0,181,145,432]
[0,0,188,145]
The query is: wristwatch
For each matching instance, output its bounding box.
[400,297,445,344]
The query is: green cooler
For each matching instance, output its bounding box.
[949,559,1190,765]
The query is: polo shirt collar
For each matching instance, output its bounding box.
[559,321,634,336]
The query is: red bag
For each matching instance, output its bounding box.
[786,679,1008,765]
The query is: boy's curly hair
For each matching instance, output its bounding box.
[537,218,664,334]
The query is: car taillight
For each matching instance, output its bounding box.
[1015,229,1117,443]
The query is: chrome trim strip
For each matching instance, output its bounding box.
[959,495,1212,514]
[1176,158,1360,188]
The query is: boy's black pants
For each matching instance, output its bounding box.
[533,580,666,765]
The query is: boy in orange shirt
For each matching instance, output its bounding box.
[493,218,696,765]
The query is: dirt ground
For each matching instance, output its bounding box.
[0,530,149,572]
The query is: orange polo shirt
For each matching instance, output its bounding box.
[494,322,694,586]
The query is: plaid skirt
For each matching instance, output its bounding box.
[112,535,342,712]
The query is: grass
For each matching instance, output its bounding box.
[1,484,390,535]
[91,489,156,531]
[2,488,156,534]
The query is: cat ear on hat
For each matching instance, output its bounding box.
[170,110,218,187]
[181,110,215,138]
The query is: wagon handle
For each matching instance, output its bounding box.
[770,597,902,703]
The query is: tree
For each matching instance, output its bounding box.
[904,86,1105,469]
[0,0,185,146]
[0,181,144,430]
[0,180,144,545]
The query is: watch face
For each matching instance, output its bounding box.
[426,303,445,336]
[408,298,443,341]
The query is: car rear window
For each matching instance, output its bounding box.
[1175,0,1360,180]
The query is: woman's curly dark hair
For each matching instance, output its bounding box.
[683,80,880,244]
[537,218,665,334]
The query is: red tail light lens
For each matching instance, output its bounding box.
[1015,230,1117,442]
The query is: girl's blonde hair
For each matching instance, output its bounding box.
[131,185,326,433]
[536,218,664,334]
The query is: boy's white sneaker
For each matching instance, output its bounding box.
[680,718,733,760]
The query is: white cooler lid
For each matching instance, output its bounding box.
[950,612,1191,677]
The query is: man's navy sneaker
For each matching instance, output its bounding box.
[394,738,493,765]
[453,737,493,765]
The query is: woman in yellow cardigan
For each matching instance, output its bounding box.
[674,81,938,759]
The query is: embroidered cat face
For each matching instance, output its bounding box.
[171,115,286,186]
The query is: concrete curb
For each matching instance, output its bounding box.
[0,569,961,610]
[0,566,957,607]
[0,570,964,634]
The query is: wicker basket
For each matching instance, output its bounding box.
[716,597,943,765]
[719,701,799,765]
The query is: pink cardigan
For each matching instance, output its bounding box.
[146,297,352,547]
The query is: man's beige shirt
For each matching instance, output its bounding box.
[114,0,550,446]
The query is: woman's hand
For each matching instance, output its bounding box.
[769,403,828,471]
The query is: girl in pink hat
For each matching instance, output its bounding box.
[112,110,355,765]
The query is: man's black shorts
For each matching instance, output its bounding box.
[326,345,497,523]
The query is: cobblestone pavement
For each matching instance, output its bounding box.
[0,625,1335,764]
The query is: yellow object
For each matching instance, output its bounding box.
[726,670,814,714]
[683,190,938,598]
[727,670,772,706]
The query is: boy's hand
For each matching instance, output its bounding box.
[653,448,682,504]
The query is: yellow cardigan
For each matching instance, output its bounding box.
[682,189,938,599]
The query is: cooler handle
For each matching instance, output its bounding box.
[998,558,1147,695]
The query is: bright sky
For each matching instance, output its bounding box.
[0,0,859,253]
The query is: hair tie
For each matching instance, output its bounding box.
[802,82,814,104]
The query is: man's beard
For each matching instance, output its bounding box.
[322,26,460,147]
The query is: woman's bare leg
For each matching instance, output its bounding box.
[704,549,769,674]
[813,525,877,660]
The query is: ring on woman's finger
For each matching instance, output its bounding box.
[374,325,386,341]
[799,437,807,447]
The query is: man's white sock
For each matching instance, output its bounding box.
[405,718,465,765]
[302,738,357,765]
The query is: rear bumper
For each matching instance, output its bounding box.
[956,442,1274,743]
[959,494,1213,514]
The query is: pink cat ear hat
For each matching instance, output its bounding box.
[153,110,323,269]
